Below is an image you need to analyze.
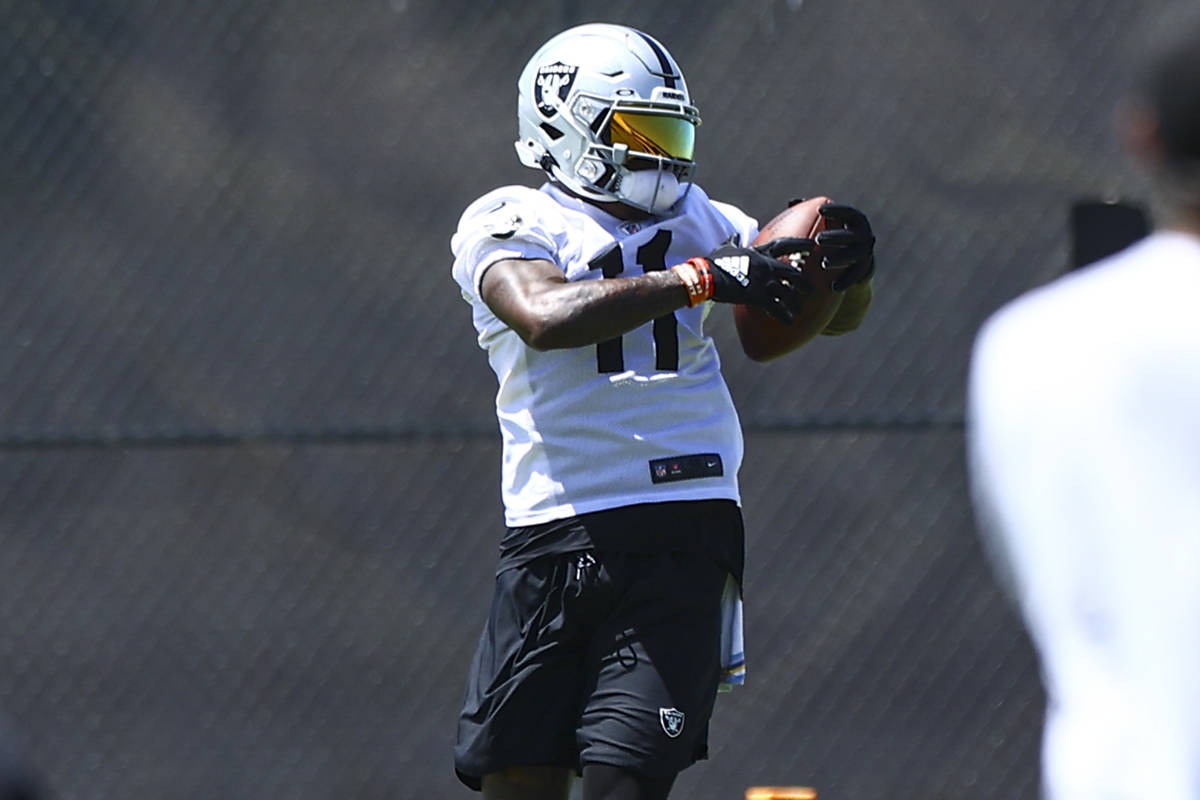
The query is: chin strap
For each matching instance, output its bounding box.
[617,168,680,214]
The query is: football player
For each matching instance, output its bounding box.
[967,6,1200,800]
[450,23,875,800]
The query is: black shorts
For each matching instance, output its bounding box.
[454,506,737,790]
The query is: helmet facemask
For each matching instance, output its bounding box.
[569,94,699,214]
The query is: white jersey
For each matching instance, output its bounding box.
[451,183,758,526]
[967,231,1200,800]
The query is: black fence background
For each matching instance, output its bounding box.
[0,0,1163,797]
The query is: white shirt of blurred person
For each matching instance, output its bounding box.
[967,7,1200,800]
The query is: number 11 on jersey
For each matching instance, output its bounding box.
[591,230,679,374]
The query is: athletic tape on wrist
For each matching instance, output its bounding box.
[672,260,712,306]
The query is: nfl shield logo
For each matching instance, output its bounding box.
[534,62,578,118]
[659,707,685,738]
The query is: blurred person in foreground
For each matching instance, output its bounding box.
[967,7,1200,799]
[449,22,875,800]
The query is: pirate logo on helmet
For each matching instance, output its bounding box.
[534,62,578,118]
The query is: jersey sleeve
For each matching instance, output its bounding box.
[707,196,760,248]
[450,187,566,300]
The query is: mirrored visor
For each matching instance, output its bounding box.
[609,111,696,160]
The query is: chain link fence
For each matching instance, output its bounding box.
[0,0,1164,797]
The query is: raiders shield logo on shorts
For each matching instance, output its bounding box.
[659,707,685,738]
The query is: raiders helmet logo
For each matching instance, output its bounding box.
[534,62,578,118]
[659,707,685,738]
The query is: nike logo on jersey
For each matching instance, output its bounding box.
[713,254,750,286]
[648,454,723,484]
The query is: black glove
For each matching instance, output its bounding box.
[816,203,875,291]
[699,236,814,324]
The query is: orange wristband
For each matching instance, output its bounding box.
[687,258,715,302]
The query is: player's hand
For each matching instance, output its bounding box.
[817,203,875,291]
[701,237,814,324]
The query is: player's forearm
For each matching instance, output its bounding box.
[511,270,689,350]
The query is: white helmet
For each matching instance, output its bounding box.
[515,23,701,215]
